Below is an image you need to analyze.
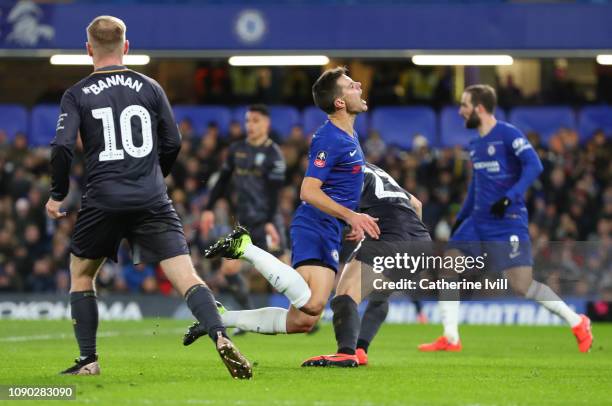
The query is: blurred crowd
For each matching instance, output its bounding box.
[0,115,610,298]
[188,61,612,108]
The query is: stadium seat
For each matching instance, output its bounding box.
[302,106,369,139]
[370,106,436,150]
[509,106,576,145]
[439,106,507,148]
[173,105,231,137]
[30,104,60,147]
[232,105,301,139]
[0,104,28,140]
[578,105,612,142]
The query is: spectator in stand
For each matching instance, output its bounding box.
[121,262,158,294]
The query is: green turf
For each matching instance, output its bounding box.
[0,319,610,405]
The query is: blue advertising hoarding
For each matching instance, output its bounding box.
[0,1,611,53]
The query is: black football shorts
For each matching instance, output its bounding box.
[70,199,190,264]
[342,205,432,265]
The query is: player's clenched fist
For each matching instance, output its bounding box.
[346,212,379,240]
[45,198,67,219]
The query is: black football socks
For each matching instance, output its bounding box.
[331,295,360,355]
[70,290,98,359]
[185,284,227,342]
[357,298,389,353]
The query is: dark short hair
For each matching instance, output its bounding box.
[464,84,497,113]
[247,104,270,117]
[312,66,347,114]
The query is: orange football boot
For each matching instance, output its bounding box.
[572,314,593,353]
[301,353,358,367]
[355,348,368,366]
[418,336,462,352]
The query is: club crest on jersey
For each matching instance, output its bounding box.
[255,152,266,166]
[487,145,496,156]
[331,249,339,263]
[314,151,327,168]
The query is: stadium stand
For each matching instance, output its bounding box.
[370,106,437,149]
[0,104,28,140]
[578,105,612,142]
[30,104,60,147]
[0,102,610,294]
[509,106,576,146]
[232,105,301,139]
[173,105,232,137]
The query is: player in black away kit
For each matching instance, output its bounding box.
[200,104,286,323]
[46,15,251,379]
[302,162,431,367]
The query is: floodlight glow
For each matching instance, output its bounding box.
[596,55,612,65]
[228,55,330,66]
[50,55,150,65]
[412,55,513,66]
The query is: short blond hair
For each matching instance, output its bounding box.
[86,15,126,55]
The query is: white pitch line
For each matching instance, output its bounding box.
[0,327,186,342]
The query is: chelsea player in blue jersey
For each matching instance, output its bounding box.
[184,68,379,346]
[419,85,593,353]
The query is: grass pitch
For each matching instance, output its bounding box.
[0,319,610,405]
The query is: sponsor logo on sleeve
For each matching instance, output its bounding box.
[314,151,327,168]
[512,137,532,155]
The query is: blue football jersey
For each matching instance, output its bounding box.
[290,120,365,270]
[303,120,365,211]
[464,121,543,219]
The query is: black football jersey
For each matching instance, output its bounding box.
[207,138,285,226]
[360,163,416,213]
[50,65,181,211]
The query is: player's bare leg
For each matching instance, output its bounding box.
[505,266,593,352]
[335,259,363,303]
[60,255,105,375]
[287,265,336,330]
[161,254,252,379]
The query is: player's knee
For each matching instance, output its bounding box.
[507,277,529,296]
[288,317,317,333]
[511,282,530,297]
[300,300,326,317]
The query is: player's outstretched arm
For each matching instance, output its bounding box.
[300,177,379,239]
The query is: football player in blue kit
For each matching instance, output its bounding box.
[419,85,593,353]
[184,67,380,345]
